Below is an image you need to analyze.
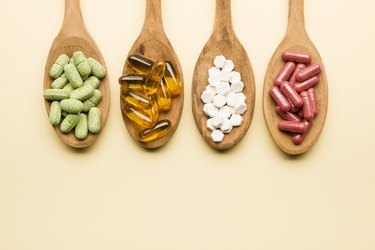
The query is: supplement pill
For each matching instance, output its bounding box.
[43,89,69,101]
[49,54,69,79]
[49,101,61,126]
[60,99,83,113]
[123,105,157,129]
[88,58,106,79]
[300,91,314,121]
[145,61,166,95]
[51,73,68,89]
[75,113,88,140]
[64,63,83,88]
[280,82,303,108]
[82,89,102,112]
[308,88,318,116]
[70,84,95,101]
[282,50,312,63]
[211,129,225,143]
[275,106,301,122]
[127,54,154,74]
[156,80,172,112]
[121,88,153,110]
[292,120,312,145]
[269,86,291,112]
[73,51,91,79]
[88,107,101,134]
[62,83,74,94]
[274,61,296,86]
[118,75,146,92]
[294,76,319,93]
[164,61,182,96]
[60,114,80,133]
[138,120,171,143]
[289,64,306,85]
[278,120,308,134]
[83,76,101,89]
[296,63,321,82]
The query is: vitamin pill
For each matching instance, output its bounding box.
[64,63,83,88]
[282,50,311,63]
[275,106,301,122]
[203,103,219,118]
[127,54,154,74]
[62,83,74,94]
[226,92,239,107]
[43,89,69,101]
[211,129,225,143]
[156,80,172,112]
[280,82,303,108]
[118,75,146,92]
[88,107,101,134]
[138,120,171,143]
[234,102,247,115]
[231,80,244,93]
[201,89,216,104]
[296,63,321,82]
[60,99,83,113]
[75,113,88,140]
[292,120,312,145]
[278,120,308,134]
[274,61,296,86]
[218,106,233,119]
[220,118,233,134]
[121,88,153,110]
[214,55,226,68]
[269,86,291,112]
[294,76,319,93]
[206,119,215,131]
[88,58,106,79]
[213,94,227,108]
[82,89,102,112]
[84,76,101,89]
[164,61,182,96]
[222,60,235,73]
[49,54,69,79]
[229,114,243,127]
[123,105,158,129]
[215,82,231,96]
[300,91,314,121]
[212,114,224,128]
[145,61,166,95]
[73,51,91,79]
[49,101,61,126]
[60,114,80,133]
[229,71,241,83]
[308,88,318,116]
[208,67,220,77]
[289,64,306,85]
[51,73,68,89]
[70,84,95,101]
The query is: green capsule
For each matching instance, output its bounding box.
[88,58,106,79]
[88,107,101,134]
[51,73,68,89]
[49,101,61,126]
[49,54,69,79]
[43,89,69,101]
[82,89,102,112]
[70,84,95,101]
[60,99,83,113]
[62,111,69,117]
[75,113,88,140]
[64,63,83,88]
[60,114,80,133]
[62,83,74,94]
[84,76,101,89]
[73,51,91,79]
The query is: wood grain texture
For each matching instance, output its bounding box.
[43,0,110,149]
[121,0,184,149]
[263,0,328,155]
[192,0,255,150]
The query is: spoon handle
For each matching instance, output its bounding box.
[60,0,87,37]
[286,0,307,38]
[213,0,234,37]
[142,0,164,34]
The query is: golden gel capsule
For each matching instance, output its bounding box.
[139,120,171,143]
[144,61,166,95]
[123,102,159,129]
[119,74,146,92]
[156,80,172,112]
[127,55,154,74]
[164,61,182,97]
[121,88,153,110]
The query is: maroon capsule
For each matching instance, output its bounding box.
[270,86,291,112]
[296,63,321,82]
[298,110,304,119]
[308,88,318,116]
[282,50,312,64]
[289,64,306,85]
[294,76,319,93]
[280,81,303,108]
[300,91,314,121]
[274,62,296,86]
[290,104,300,113]
[275,106,301,122]
[292,120,312,145]
[278,120,308,134]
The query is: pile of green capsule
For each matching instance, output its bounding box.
[43,51,106,140]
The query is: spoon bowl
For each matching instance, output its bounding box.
[263,0,328,155]
[43,0,110,149]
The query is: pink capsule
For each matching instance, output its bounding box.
[298,110,304,119]
[308,88,318,116]
[292,120,312,145]
[282,50,312,64]
[290,104,300,113]
[270,86,291,112]
[275,106,301,122]
[280,81,303,108]
[300,91,314,121]
[294,76,319,93]
[278,120,308,134]
[289,64,306,85]
[296,63,321,82]
[274,62,296,86]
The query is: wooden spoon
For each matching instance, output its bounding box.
[192,0,255,150]
[43,0,110,149]
[263,0,328,155]
[121,0,184,149]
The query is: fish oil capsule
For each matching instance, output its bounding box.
[274,61,295,86]
[278,120,308,134]
[123,104,158,129]
[269,86,291,112]
[156,80,172,112]
[282,50,312,63]
[275,106,301,122]
[138,120,171,143]
[280,81,303,108]
[300,91,314,121]
[292,120,312,145]
[118,74,146,92]
[127,54,154,74]
[296,63,321,82]
[164,61,182,96]
[121,88,153,110]
[145,61,166,95]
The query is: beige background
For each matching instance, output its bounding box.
[1,0,375,249]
